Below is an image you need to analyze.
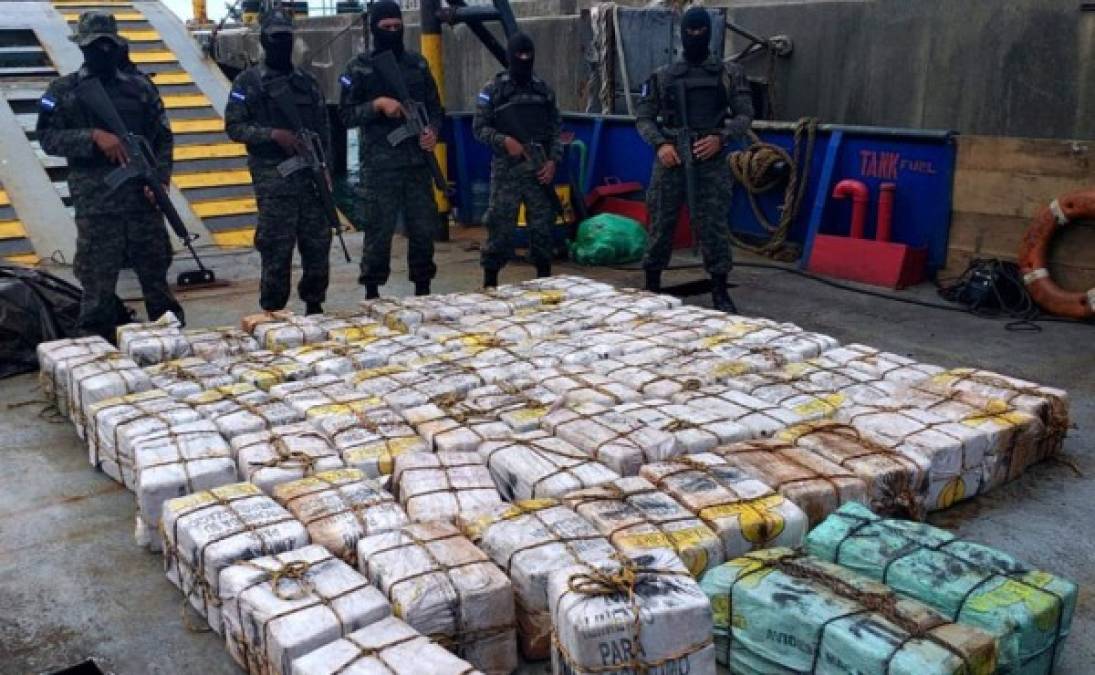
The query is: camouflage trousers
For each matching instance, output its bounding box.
[642,156,734,276]
[481,159,555,271]
[73,212,182,339]
[254,190,332,311]
[358,166,438,286]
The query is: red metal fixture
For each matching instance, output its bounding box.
[876,182,896,242]
[832,179,870,238]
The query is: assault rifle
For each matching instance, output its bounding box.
[504,108,564,218]
[75,77,217,287]
[674,79,700,255]
[267,76,352,263]
[372,50,450,194]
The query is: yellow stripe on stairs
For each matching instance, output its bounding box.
[174,169,252,189]
[171,118,225,134]
[119,29,161,42]
[130,51,178,65]
[53,1,134,6]
[210,228,255,248]
[173,143,246,161]
[64,11,143,20]
[0,220,28,239]
[0,190,9,207]
[191,196,257,218]
[4,254,40,266]
[163,93,211,109]
[152,72,193,86]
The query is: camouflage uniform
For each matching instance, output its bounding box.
[36,16,181,339]
[636,55,753,276]
[473,72,562,273]
[225,64,333,311]
[338,50,442,287]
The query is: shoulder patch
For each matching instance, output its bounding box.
[340,74,352,88]
[39,95,56,111]
[641,81,649,97]
[229,90,246,102]
[477,90,491,104]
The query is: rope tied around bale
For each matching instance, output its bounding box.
[269,559,314,600]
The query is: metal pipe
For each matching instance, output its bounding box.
[832,179,869,239]
[876,182,895,242]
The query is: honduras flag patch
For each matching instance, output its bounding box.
[477,90,490,104]
[641,82,649,97]
[340,74,352,89]
[39,95,56,111]
[229,90,246,102]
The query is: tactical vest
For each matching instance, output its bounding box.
[72,72,152,169]
[252,69,322,158]
[356,53,432,147]
[658,61,729,132]
[492,76,553,145]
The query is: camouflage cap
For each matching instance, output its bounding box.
[260,9,294,35]
[69,11,126,47]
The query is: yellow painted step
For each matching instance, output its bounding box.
[211,228,255,248]
[4,253,40,266]
[174,143,246,161]
[0,190,9,207]
[130,51,177,65]
[163,93,211,109]
[191,196,257,218]
[151,72,193,86]
[53,1,134,6]
[171,118,225,134]
[64,11,143,20]
[0,220,28,240]
[119,29,161,42]
[174,168,252,189]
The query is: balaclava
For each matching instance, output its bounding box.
[260,11,295,72]
[506,32,535,85]
[369,0,404,57]
[680,6,711,65]
[82,38,122,78]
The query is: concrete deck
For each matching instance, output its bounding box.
[1,231,1091,674]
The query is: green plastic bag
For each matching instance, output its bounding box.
[568,213,648,266]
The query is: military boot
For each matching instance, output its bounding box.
[711,274,737,314]
[644,269,661,293]
[535,262,551,278]
[305,302,323,316]
[483,268,499,288]
[414,281,431,297]
[365,284,379,299]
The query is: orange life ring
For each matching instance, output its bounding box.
[1018,190,1095,319]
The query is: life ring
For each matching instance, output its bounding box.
[1018,190,1095,319]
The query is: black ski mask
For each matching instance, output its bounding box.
[680,7,711,64]
[81,38,122,78]
[506,33,535,85]
[369,0,404,57]
[262,33,294,71]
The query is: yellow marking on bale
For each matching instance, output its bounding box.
[163,93,211,109]
[191,197,256,218]
[173,169,251,189]
[170,118,224,134]
[129,50,178,65]
[210,228,255,248]
[0,220,28,239]
[150,71,193,86]
[119,29,160,41]
[173,142,246,161]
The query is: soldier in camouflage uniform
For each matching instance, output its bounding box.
[338,0,442,298]
[473,33,562,287]
[37,11,183,340]
[225,10,332,315]
[636,6,753,312]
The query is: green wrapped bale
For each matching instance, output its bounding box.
[805,502,1077,674]
[701,548,998,674]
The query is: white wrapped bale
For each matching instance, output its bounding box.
[226,351,313,391]
[144,357,235,398]
[512,274,616,300]
[250,313,328,350]
[414,324,506,350]
[280,343,357,377]
[393,451,504,523]
[457,500,617,659]
[449,383,559,433]
[671,386,805,438]
[37,336,115,417]
[645,304,735,332]
[480,431,620,501]
[361,296,464,331]
[220,544,392,675]
[272,468,408,565]
[343,364,415,398]
[510,336,603,367]
[130,419,237,551]
[549,549,715,675]
[553,298,651,326]
[242,309,292,333]
[185,383,303,440]
[291,616,482,675]
[312,313,395,345]
[619,317,716,345]
[310,402,427,478]
[445,346,544,383]
[117,311,188,365]
[536,368,642,407]
[184,326,259,361]
[456,313,555,345]
[563,477,724,577]
[233,422,345,494]
[722,360,900,419]
[269,376,376,418]
[162,482,310,634]
[86,388,200,476]
[612,399,750,454]
[541,401,679,476]
[362,334,449,366]
[357,522,518,674]
[663,345,792,380]
[819,343,944,386]
[699,318,839,360]
[640,454,808,559]
[69,352,153,437]
[401,403,511,453]
[590,361,708,400]
[377,362,483,412]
